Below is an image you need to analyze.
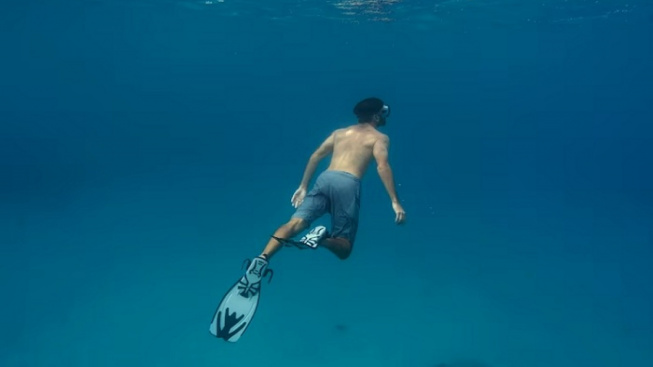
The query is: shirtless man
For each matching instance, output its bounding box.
[260,97,406,262]
[209,97,406,342]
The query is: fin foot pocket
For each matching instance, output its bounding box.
[299,226,328,248]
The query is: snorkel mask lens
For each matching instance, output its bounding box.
[380,105,391,118]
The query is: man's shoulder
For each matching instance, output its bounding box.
[334,124,387,141]
[339,123,358,131]
[376,131,389,142]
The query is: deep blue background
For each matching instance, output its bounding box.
[1,1,652,366]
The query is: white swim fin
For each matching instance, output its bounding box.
[209,256,273,342]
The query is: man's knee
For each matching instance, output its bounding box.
[330,237,352,260]
[337,248,351,260]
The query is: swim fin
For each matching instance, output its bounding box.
[209,256,273,342]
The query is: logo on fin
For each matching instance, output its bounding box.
[237,277,261,298]
[216,307,247,341]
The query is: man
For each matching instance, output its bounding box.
[261,96,405,261]
[210,97,406,342]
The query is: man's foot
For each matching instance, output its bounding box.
[299,226,328,249]
[246,256,268,275]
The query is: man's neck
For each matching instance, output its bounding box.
[360,121,379,129]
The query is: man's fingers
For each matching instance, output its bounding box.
[292,198,303,208]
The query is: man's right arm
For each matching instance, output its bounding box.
[373,135,400,203]
[298,131,335,189]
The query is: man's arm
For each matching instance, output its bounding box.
[373,135,400,203]
[374,135,406,224]
[298,131,335,189]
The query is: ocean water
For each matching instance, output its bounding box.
[1,0,652,366]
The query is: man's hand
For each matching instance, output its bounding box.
[392,201,406,224]
[291,187,307,208]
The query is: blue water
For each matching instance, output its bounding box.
[2,0,652,366]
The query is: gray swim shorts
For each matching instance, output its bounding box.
[292,170,361,245]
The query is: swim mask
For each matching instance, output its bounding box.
[380,105,391,118]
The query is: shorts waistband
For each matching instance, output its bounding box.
[323,170,361,182]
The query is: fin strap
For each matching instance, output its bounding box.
[270,235,310,249]
[263,269,273,283]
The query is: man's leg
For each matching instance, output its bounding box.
[260,217,309,260]
[321,237,352,260]
[320,171,359,261]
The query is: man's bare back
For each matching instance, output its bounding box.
[327,123,387,179]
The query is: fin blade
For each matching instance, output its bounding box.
[209,277,262,342]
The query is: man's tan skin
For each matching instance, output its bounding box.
[260,112,406,261]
